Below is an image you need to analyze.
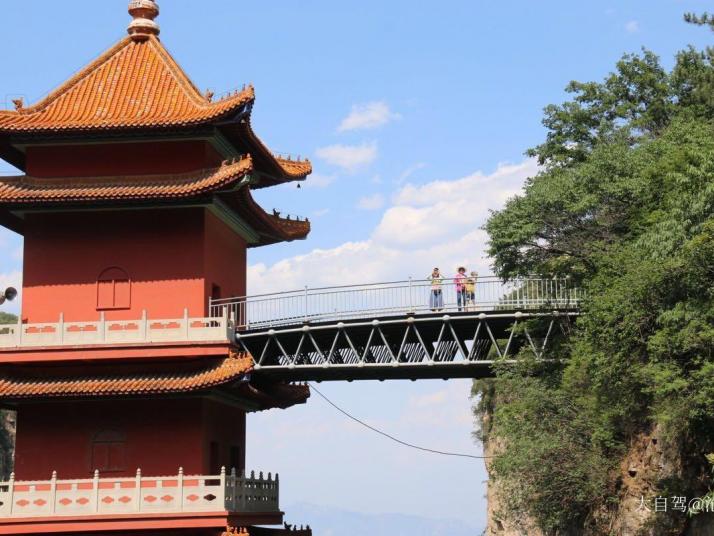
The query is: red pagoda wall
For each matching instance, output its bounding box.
[21,209,247,323]
[14,398,246,480]
[25,141,224,178]
[204,209,247,302]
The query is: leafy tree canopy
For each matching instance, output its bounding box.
[476,15,714,533]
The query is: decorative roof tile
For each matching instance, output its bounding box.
[0,36,253,133]
[0,157,252,204]
[0,31,311,184]
[274,157,312,180]
[236,382,311,412]
[230,187,310,244]
[226,121,312,184]
[0,352,254,399]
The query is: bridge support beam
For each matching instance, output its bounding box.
[233,311,578,382]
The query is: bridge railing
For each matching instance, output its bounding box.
[210,277,583,330]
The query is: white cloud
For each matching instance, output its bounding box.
[397,162,427,184]
[356,193,385,211]
[337,101,401,132]
[305,173,336,189]
[312,208,330,218]
[248,159,538,294]
[402,383,475,428]
[315,142,378,173]
[625,20,639,33]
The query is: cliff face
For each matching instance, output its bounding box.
[483,425,544,536]
[482,418,714,536]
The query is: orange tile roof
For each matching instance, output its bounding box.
[0,352,254,399]
[0,36,253,133]
[235,382,311,411]
[274,156,312,180]
[230,187,310,245]
[0,34,311,183]
[0,157,252,203]
[268,214,311,241]
[0,155,309,244]
[225,121,312,185]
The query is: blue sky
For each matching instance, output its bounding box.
[0,0,712,530]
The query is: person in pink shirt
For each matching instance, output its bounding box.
[454,266,467,311]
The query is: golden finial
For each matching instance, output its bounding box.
[128,0,160,41]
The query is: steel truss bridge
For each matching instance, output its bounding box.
[211,277,583,382]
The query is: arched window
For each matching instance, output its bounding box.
[91,429,127,473]
[96,267,131,310]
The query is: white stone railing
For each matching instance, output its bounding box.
[0,309,231,349]
[0,467,279,518]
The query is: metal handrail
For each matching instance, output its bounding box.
[211,276,515,302]
[210,277,583,330]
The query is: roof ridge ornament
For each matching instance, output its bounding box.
[127,0,160,41]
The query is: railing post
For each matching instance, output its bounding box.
[222,306,230,339]
[303,286,309,322]
[240,470,247,511]
[219,466,226,510]
[229,467,237,512]
[141,310,147,341]
[178,467,184,512]
[564,275,570,307]
[135,469,141,512]
[58,314,64,345]
[253,471,265,508]
[275,472,280,511]
[246,470,253,511]
[93,470,100,513]
[408,277,413,313]
[98,313,106,343]
[183,308,189,340]
[15,317,22,346]
[8,472,14,515]
[50,470,57,514]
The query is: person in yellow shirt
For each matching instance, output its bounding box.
[464,271,477,311]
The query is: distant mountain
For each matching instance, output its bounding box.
[282,502,482,536]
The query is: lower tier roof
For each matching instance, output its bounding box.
[0,156,310,245]
[0,350,310,411]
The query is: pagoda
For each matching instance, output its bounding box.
[0,2,312,534]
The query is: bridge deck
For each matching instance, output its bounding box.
[214,278,581,381]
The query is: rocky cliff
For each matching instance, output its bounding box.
[482,416,714,536]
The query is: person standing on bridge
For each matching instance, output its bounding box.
[428,268,444,311]
[454,267,468,311]
[465,271,478,311]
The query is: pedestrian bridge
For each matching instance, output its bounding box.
[212,277,582,382]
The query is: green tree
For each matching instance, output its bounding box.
[476,19,714,534]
